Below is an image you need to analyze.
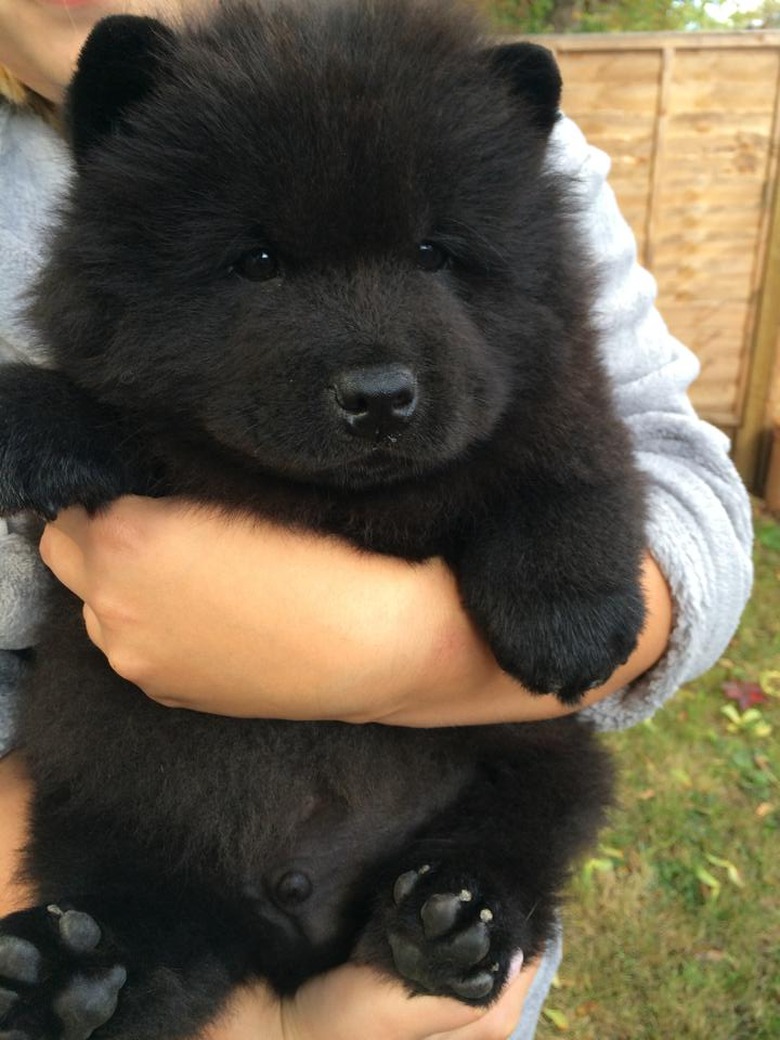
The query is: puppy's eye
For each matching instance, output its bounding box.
[233,248,280,282]
[416,241,450,272]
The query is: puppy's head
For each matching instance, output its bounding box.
[39,0,577,489]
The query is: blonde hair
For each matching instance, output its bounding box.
[0,65,59,126]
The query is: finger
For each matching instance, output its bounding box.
[43,505,92,543]
[82,603,106,653]
[430,959,538,1040]
[38,516,88,596]
[287,964,485,1040]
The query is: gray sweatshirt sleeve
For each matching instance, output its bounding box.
[548,117,754,732]
[0,107,70,754]
[0,513,49,755]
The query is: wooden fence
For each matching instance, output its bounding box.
[533,31,780,495]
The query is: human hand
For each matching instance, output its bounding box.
[39,497,671,726]
[38,496,483,722]
[204,959,536,1040]
[38,496,504,724]
[0,753,32,917]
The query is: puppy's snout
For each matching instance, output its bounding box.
[332,365,418,439]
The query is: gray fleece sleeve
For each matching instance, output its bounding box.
[0,107,71,754]
[0,513,48,754]
[0,514,49,755]
[548,117,754,732]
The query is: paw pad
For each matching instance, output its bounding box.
[0,905,127,1040]
[388,865,507,1005]
[0,937,42,985]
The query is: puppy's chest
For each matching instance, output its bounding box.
[157,443,481,558]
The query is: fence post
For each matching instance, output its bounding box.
[732,157,780,494]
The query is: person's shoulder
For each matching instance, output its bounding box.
[0,101,71,258]
[0,104,70,364]
[545,113,612,186]
[0,102,70,193]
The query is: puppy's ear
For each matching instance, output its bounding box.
[488,42,562,133]
[66,15,176,164]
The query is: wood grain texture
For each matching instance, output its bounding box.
[527,32,780,491]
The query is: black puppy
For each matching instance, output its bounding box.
[0,2,644,1037]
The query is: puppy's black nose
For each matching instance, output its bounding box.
[333,365,418,439]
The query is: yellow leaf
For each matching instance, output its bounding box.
[696,866,721,899]
[599,845,624,860]
[704,853,744,888]
[543,1008,570,1031]
[759,669,780,698]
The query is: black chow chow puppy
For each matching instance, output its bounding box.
[0,1,645,1037]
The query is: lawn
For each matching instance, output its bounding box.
[537,508,780,1039]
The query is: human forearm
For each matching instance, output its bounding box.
[0,752,32,916]
[40,499,672,728]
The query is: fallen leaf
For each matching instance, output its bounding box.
[753,755,779,779]
[759,670,780,698]
[543,1008,570,1031]
[722,680,768,711]
[638,788,656,800]
[575,1000,601,1017]
[696,866,721,899]
[705,852,744,888]
[756,802,775,818]
[599,845,624,860]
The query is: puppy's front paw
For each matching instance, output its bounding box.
[0,904,126,1040]
[0,456,127,521]
[0,365,129,519]
[487,584,646,703]
[457,540,646,702]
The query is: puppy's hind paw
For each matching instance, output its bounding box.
[386,865,514,1006]
[0,905,126,1040]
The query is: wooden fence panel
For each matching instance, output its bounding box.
[533,32,780,491]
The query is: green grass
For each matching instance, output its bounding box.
[537,508,780,1039]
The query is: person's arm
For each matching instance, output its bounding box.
[39,499,672,726]
[0,751,31,915]
[547,115,754,731]
[0,752,536,1040]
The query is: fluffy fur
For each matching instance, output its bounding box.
[0,2,643,1038]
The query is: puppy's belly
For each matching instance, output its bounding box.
[21,585,472,951]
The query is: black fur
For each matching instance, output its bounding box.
[0,2,643,1037]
